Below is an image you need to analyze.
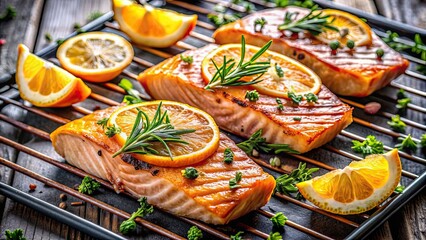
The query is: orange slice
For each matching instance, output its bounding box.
[16,44,91,107]
[56,32,134,82]
[296,149,401,215]
[201,43,321,98]
[113,0,197,48]
[314,9,372,46]
[108,101,220,167]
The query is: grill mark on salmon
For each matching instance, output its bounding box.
[50,107,276,224]
[212,6,409,97]
[138,44,352,153]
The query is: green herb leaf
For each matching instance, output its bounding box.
[45,33,53,43]
[397,89,407,99]
[112,102,195,159]
[304,93,318,103]
[394,185,405,194]
[4,228,26,240]
[245,90,260,102]
[118,78,143,105]
[352,135,384,157]
[275,63,284,78]
[78,176,101,195]
[293,117,302,121]
[204,36,272,90]
[270,212,288,228]
[254,17,268,32]
[229,171,242,189]
[237,129,299,155]
[0,5,16,21]
[97,117,109,129]
[105,124,121,138]
[267,232,283,240]
[230,231,244,240]
[382,31,426,68]
[223,148,234,164]
[287,91,303,104]
[182,167,199,179]
[395,134,417,151]
[275,162,319,199]
[208,12,241,27]
[396,98,411,109]
[119,197,154,234]
[276,98,284,111]
[387,115,406,132]
[272,0,315,8]
[180,54,194,64]
[187,226,203,240]
[269,156,281,167]
[421,134,426,148]
[87,11,103,21]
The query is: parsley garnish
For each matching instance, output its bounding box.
[254,17,267,32]
[245,90,260,102]
[293,117,302,121]
[396,98,411,109]
[180,54,193,64]
[397,89,407,99]
[272,0,315,8]
[96,117,109,129]
[394,185,405,194]
[229,171,242,189]
[352,135,384,157]
[267,232,283,240]
[223,148,234,164]
[4,229,26,240]
[230,231,244,240]
[88,11,103,21]
[237,129,299,155]
[287,91,303,105]
[105,124,121,138]
[395,134,417,151]
[0,5,16,21]
[119,197,153,234]
[118,78,143,104]
[305,93,318,103]
[187,226,203,240]
[44,33,53,43]
[275,162,318,199]
[269,156,281,167]
[421,134,426,148]
[276,98,284,110]
[78,176,100,195]
[388,115,406,132]
[208,7,241,27]
[270,212,288,228]
[182,167,199,179]
[205,36,272,90]
[275,63,284,78]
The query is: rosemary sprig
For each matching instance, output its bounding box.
[237,129,299,155]
[204,36,272,90]
[278,7,338,36]
[112,102,195,159]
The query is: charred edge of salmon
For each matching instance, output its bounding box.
[212,7,409,97]
[50,108,276,224]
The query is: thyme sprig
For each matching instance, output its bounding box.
[278,7,338,36]
[112,102,195,159]
[204,36,272,90]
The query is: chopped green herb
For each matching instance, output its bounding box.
[187,226,203,240]
[230,231,244,240]
[237,129,300,155]
[4,228,26,240]
[346,39,355,49]
[229,171,242,189]
[287,91,303,104]
[96,117,109,129]
[208,12,241,27]
[396,98,411,109]
[329,40,340,50]
[78,176,100,195]
[182,167,199,179]
[223,148,234,164]
[304,93,318,103]
[56,39,65,45]
[44,33,53,43]
[275,162,319,199]
[269,156,281,167]
[394,185,405,194]
[376,48,385,58]
[0,5,16,21]
[293,117,302,121]
[270,212,288,228]
[397,89,407,99]
[254,17,267,32]
[352,135,384,157]
[119,197,153,234]
[272,0,315,8]
[88,11,103,21]
[118,78,143,104]
[421,134,426,148]
[180,54,193,64]
[241,1,256,12]
[267,232,283,240]
[395,134,417,151]
[73,23,82,31]
[276,98,284,110]
[275,63,284,78]
[388,115,406,132]
[105,124,121,138]
[245,90,260,102]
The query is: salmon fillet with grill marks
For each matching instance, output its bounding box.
[138,44,353,153]
[50,106,275,224]
[213,7,409,97]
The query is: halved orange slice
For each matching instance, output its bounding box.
[201,43,322,98]
[314,9,372,46]
[113,0,197,48]
[296,149,401,215]
[16,44,91,107]
[108,101,220,167]
[56,32,134,82]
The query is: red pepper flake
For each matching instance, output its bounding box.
[29,183,37,191]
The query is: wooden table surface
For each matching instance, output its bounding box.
[0,0,425,239]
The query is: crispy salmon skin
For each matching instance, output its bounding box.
[138,44,353,153]
[50,107,276,224]
[213,7,409,97]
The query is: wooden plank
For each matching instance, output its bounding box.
[375,0,426,29]
[333,0,377,14]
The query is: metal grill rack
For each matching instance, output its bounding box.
[0,0,425,239]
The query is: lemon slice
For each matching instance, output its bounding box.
[108,101,220,167]
[201,43,322,98]
[296,149,401,215]
[56,32,134,82]
[16,44,91,107]
[314,9,372,46]
[113,0,197,48]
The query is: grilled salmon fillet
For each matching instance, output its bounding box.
[213,7,409,97]
[138,44,353,153]
[50,107,275,224]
